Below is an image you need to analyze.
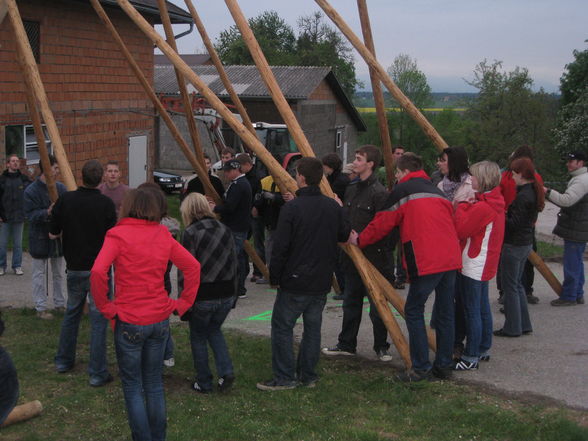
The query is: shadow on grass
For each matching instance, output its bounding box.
[1,309,587,441]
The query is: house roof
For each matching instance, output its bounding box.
[77,0,192,24]
[154,54,211,66]
[154,64,366,130]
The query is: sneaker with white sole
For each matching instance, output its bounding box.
[37,310,54,320]
[453,358,479,370]
[376,349,393,362]
[218,375,235,392]
[0,268,5,276]
[256,379,297,391]
[321,345,356,356]
[163,357,175,367]
[192,381,212,394]
[14,267,23,276]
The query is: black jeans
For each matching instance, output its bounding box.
[337,270,390,353]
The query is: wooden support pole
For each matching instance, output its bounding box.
[357,0,395,190]
[183,0,257,141]
[156,0,206,167]
[6,0,76,191]
[317,0,561,297]
[0,400,43,427]
[224,0,412,366]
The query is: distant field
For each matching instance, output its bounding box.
[356,107,468,113]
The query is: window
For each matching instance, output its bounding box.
[335,129,343,150]
[5,125,52,163]
[23,21,41,63]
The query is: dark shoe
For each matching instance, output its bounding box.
[453,358,479,371]
[432,365,453,380]
[238,294,248,299]
[550,298,576,307]
[255,278,269,285]
[321,346,355,356]
[56,364,73,374]
[376,348,392,362]
[577,297,585,305]
[493,329,520,337]
[526,294,539,304]
[218,375,235,392]
[299,378,318,388]
[250,275,258,283]
[499,307,505,314]
[396,369,432,383]
[498,293,504,305]
[90,373,114,387]
[452,344,464,361]
[479,354,490,362]
[192,381,212,394]
[523,330,533,335]
[256,379,297,391]
[393,281,405,290]
[332,294,345,301]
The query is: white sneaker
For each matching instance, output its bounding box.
[14,267,23,276]
[163,357,175,367]
[0,268,5,276]
[37,310,54,320]
[377,349,393,362]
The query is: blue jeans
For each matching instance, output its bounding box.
[115,319,169,441]
[188,297,235,390]
[500,244,533,335]
[405,270,456,372]
[337,269,389,353]
[0,222,23,270]
[561,240,586,302]
[232,231,248,296]
[460,276,492,362]
[55,270,110,382]
[271,290,327,384]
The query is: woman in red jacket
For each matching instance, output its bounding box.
[453,161,505,370]
[91,188,200,441]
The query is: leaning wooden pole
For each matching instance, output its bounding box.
[357,0,395,190]
[157,0,206,167]
[6,0,76,191]
[224,0,413,366]
[316,0,562,296]
[183,0,257,141]
[0,401,43,428]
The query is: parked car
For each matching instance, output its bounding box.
[153,170,183,193]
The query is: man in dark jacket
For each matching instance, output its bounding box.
[0,155,31,276]
[51,160,117,387]
[545,150,588,306]
[24,155,67,320]
[210,159,252,299]
[257,157,350,391]
[322,145,394,361]
[351,153,462,381]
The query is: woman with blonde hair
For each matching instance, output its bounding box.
[91,188,200,441]
[179,193,238,394]
[453,161,505,369]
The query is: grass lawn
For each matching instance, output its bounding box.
[1,309,586,441]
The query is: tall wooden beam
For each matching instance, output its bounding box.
[6,0,76,191]
[357,0,395,190]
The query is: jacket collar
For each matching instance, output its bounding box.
[295,185,322,197]
[571,167,587,177]
[399,170,430,184]
[117,218,160,227]
[357,172,378,188]
[475,186,505,212]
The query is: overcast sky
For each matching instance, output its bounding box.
[158,0,588,93]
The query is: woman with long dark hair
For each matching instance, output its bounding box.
[437,146,475,207]
[494,158,544,337]
[91,188,200,441]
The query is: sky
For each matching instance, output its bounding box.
[158,0,588,93]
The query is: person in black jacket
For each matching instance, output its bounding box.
[50,160,117,386]
[495,158,543,337]
[257,157,350,391]
[0,154,31,276]
[182,154,225,201]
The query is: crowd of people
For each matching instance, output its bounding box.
[0,143,587,439]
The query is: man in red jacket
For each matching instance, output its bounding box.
[350,153,462,381]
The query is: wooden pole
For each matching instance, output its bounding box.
[357,0,395,190]
[0,400,43,427]
[6,0,76,191]
[183,0,257,141]
[156,0,206,167]
[224,0,413,366]
[317,0,562,296]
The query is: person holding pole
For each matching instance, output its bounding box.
[349,152,461,381]
[257,157,350,390]
[24,155,66,320]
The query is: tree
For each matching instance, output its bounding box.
[215,11,297,66]
[214,11,359,96]
[559,41,588,106]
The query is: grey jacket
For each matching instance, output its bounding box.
[548,167,588,242]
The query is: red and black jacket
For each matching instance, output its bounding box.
[358,170,462,280]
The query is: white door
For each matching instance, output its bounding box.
[128,135,147,188]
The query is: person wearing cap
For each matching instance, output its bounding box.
[544,151,588,306]
[209,159,252,299]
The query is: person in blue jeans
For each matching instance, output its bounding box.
[50,160,117,386]
[180,193,238,393]
[91,188,200,441]
[257,157,350,391]
[544,150,588,306]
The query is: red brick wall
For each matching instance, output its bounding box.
[0,0,156,184]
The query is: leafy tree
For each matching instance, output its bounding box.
[215,11,297,65]
[559,41,588,106]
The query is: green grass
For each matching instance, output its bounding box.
[537,240,564,259]
[1,309,586,441]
